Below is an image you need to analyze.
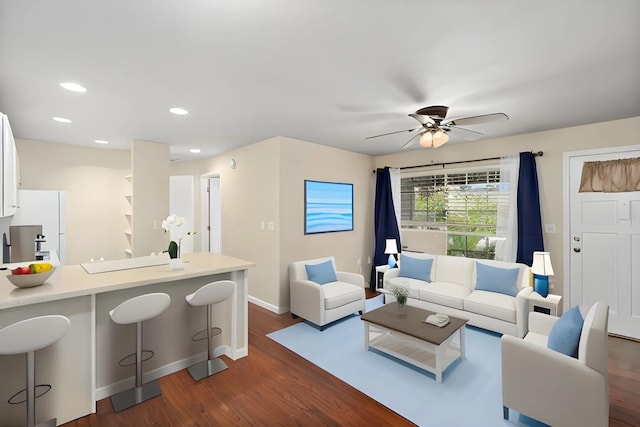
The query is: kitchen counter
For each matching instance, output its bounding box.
[0,252,254,425]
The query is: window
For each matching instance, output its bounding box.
[400,167,508,259]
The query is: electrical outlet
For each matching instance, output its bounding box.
[544,224,556,233]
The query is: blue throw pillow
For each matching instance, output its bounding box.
[548,306,584,358]
[305,260,337,285]
[398,254,433,282]
[475,262,520,297]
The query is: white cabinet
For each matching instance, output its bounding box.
[0,113,19,217]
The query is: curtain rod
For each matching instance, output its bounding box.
[372,151,543,173]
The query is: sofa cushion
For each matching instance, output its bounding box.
[398,254,433,282]
[322,282,363,310]
[475,262,520,297]
[305,260,337,285]
[548,306,584,358]
[433,256,474,288]
[386,276,427,299]
[419,281,471,310]
[464,290,516,323]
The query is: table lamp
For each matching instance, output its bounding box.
[384,238,399,268]
[531,251,554,298]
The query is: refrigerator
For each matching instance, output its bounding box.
[9,190,66,263]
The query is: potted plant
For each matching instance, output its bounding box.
[162,214,195,270]
[388,282,410,313]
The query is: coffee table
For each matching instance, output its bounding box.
[361,302,468,383]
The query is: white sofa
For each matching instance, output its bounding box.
[289,256,366,330]
[383,253,532,337]
[501,302,609,427]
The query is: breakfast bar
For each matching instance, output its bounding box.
[0,252,253,425]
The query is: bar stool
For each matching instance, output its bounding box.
[185,280,234,381]
[0,315,71,427]
[109,292,171,412]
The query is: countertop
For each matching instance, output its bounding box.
[0,252,255,309]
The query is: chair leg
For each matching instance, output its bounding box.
[188,304,228,382]
[111,321,162,412]
[503,406,509,420]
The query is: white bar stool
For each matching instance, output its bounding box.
[109,292,171,412]
[0,315,71,427]
[185,280,234,381]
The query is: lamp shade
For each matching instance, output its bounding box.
[384,239,398,255]
[419,131,433,148]
[432,130,449,148]
[531,251,554,276]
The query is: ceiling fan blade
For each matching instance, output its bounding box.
[408,113,435,126]
[401,131,424,149]
[445,125,484,141]
[365,126,422,140]
[444,112,508,127]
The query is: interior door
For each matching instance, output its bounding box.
[567,147,640,339]
[208,177,221,254]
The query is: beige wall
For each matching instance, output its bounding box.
[131,140,170,257]
[375,116,640,298]
[11,116,639,308]
[14,139,130,264]
[170,136,375,312]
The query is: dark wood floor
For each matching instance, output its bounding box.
[63,290,640,426]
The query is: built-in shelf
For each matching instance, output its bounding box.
[125,174,133,257]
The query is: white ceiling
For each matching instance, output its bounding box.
[1,0,639,160]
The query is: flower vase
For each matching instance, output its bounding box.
[170,258,183,271]
[396,295,407,314]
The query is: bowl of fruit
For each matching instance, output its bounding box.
[7,263,56,288]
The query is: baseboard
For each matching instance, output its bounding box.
[248,295,288,314]
[95,345,232,401]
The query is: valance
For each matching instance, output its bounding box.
[579,157,640,192]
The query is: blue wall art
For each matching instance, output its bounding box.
[304,180,354,234]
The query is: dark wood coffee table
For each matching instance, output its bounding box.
[361,302,468,383]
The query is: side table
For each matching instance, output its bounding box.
[375,265,390,290]
[528,292,562,316]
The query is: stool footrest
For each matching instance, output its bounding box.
[110,380,162,412]
[188,358,228,382]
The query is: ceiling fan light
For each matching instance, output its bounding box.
[419,131,433,148]
[432,130,449,148]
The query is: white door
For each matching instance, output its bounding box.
[208,177,221,254]
[566,146,640,339]
[169,175,195,254]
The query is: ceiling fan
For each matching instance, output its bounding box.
[366,105,509,149]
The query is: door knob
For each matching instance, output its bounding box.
[573,248,581,253]
[573,236,581,242]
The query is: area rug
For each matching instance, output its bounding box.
[268,296,547,427]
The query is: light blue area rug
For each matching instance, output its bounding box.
[268,296,547,427]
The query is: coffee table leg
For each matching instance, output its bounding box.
[435,345,443,383]
[459,326,466,360]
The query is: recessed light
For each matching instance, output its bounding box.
[169,107,189,115]
[53,116,72,123]
[95,139,109,145]
[60,82,87,93]
[189,148,201,153]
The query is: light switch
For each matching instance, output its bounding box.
[544,224,556,233]
[267,222,275,231]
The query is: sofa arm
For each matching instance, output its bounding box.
[528,311,558,336]
[382,268,400,288]
[290,279,325,325]
[501,335,608,427]
[514,286,533,337]
[336,271,365,287]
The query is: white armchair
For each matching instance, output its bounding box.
[289,256,366,330]
[501,301,609,427]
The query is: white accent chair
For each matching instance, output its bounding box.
[0,315,71,427]
[289,256,366,330]
[501,301,609,427]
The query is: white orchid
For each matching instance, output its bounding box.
[162,214,185,232]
